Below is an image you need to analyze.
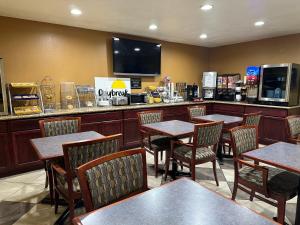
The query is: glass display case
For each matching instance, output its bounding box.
[76,85,96,107]
[0,59,8,115]
[40,76,56,113]
[259,63,300,106]
[216,73,240,101]
[60,82,79,110]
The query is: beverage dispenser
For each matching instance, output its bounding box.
[246,66,260,103]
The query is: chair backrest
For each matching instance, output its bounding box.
[76,149,148,212]
[63,134,122,177]
[243,112,261,126]
[39,117,81,137]
[188,105,206,121]
[137,110,163,126]
[230,125,258,158]
[193,121,223,148]
[286,115,300,138]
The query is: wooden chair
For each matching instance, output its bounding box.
[187,105,206,122]
[286,115,300,144]
[52,134,122,220]
[165,121,223,183]
[137,110,170,177]
[39,117,81,204]
[76,149,148,213]
[230,125,299,224]
[222,112,261,155]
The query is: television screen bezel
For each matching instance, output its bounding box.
[112,37,161,77]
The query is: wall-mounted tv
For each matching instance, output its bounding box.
[112,37,161,76]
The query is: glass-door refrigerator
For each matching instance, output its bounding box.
[258,63,300,106]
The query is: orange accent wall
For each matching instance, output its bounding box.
[0,16,209,97]
[208,34,300,75]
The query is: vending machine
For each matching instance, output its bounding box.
[246,66,260,103]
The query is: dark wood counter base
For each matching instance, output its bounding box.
[0,102,299,177]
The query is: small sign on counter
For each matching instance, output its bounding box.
[130,78,142,89]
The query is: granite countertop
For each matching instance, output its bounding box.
[0,100,299,121]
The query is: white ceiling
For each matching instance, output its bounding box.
[0,0,300,47]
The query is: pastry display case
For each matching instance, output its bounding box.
[7,82,44,115]
[40,76,56,113]
[0,59,8,115]
[76,85,96,107]
[60,82,79,110]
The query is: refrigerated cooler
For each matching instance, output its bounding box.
[258,63,300,106]
[202,71,217,99]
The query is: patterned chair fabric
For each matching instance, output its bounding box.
[231,127,256,156]
[57,173,81,192]
[44,119,79,137]
[287,117,300,137]
[85,153,144,209]
[66,138,120,172]
[196,122,223,147]
[139,112,162,125]
[189,106,206,119]
[174,145,215,161]
[239,166,299,197]
[244,114,261,126]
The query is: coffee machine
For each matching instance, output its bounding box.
[186,84,199,101]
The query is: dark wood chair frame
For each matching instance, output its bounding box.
[52,133,122,220]
[137,110,169,177]
[230,125,294,225]
[38,116,81,204]
[76,148,148,213]
[164,121,223,183]
[222,112,261,155]
[285,115,300,144]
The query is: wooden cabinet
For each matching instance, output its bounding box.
[11,129,43,169]
[123,118,140,149]
[0,133,10,173]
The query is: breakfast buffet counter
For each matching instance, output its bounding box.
[0,100,300,177]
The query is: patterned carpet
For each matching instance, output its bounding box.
[0,151,297,225]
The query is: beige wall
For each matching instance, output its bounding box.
[208,34,300,75]
[0,16,209,97]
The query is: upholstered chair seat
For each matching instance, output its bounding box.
[143,135,170,150]
[286,115,300,143]
[239,166,299,197]
[57,173,81,192]
[173,145,215,161]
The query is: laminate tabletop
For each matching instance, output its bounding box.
[243,142,300,174]
[73,178,277,225]
[31,131,104,160]
[141,120,194,137]
[193,114,243,125]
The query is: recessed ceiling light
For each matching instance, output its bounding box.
[254,21,265,27]
[156,44,161,47]
[134,48,141,52]
[201,4,213,11]
[114,50,119,54]
[200,34,208,39]
[70,8,82,16]
[113,37,120,41]
[149,24,158,30]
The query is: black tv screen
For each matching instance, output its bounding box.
[112,37,161,76]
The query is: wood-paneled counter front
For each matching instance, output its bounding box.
[0,101,299,177]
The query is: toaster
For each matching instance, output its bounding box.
[112,96,128,106]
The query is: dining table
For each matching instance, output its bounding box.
[141,120,195,178]
[30,131,105,224]
[73,178,278,225]
[192,113,243,162]
[242,142,300,225]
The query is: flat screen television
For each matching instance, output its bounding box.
[112,37,161,76]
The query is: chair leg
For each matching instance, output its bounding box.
[232,181,238,200]
[191,163,196,181]
[249,190,255,201]
[44,162,49,188]
[54,190,59,214]
[160,151,163,161]
[154,150,158,178]
[164,151,170,181]
[212,160,219,186]
[68,200,75,223]
[277,198,286,225]
[180,161,183,170]
[48,168,54,205]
